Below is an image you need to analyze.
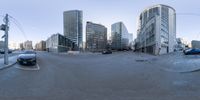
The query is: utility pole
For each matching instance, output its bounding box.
[3,14,9,65]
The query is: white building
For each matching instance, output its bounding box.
[136,4,176,55]
[175,38,188,51]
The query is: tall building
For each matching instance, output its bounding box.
[136,4,176,55]
[129,33,133,43]
[128,33,134,49]
[24,40,33,50]
[111,22,129,50]
[86,22,107,52]
[63,10,83,50]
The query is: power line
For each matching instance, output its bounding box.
[8,15,27,40]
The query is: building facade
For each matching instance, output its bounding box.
[192,40,200,49]
[111,22,129,50]
[86,22,107,52]
[63,10,83,50]
[35,41,46,51]
[0,41,4,49]
[24,40,33,50]
[19,43,24,50]
[136,4,176,55]
[175,38,188,51]
[46,33,74,53]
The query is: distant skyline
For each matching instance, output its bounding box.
[0,0,200,47]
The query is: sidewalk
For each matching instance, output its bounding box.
[0,55,18,70]
[155,52,200,73]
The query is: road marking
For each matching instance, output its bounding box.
[15,63,40,71]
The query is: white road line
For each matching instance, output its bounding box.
[15,63,40,71]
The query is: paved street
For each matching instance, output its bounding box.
[0,51,200,100]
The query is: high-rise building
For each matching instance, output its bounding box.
[86,22,107,52]
[136,4,176,55]
[63,10,83,50]
[111,22,129,50]
[129,33,133,43]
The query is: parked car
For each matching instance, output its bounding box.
[102,50,112,54]
[17,50,37,65]
[183,48,200,55]
[0,49,12,54]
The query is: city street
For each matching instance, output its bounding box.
[0,51,200,100]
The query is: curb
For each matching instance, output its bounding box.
[0,62,17,70]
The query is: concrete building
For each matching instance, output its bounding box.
[191,40,200,49]
[63,10,83,50]
[24,40,33,50]
[128,33,134,49]
[129,33,133,43]
[111,22,129,50]
[46,33,74,53]
[175,38,188,51]
[19,43,24,50]
[86,22,107,52]
[82,41,86,51]
[35,41,46,51]
[136,4,176,55]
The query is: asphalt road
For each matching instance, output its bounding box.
[0,51,200,100]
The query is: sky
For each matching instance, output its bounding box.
[0,0,200,48]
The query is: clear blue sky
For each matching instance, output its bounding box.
[0,0,200,46]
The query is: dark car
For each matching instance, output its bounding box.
[0,49,12,54]
[184,48,200,55]
[17,50,37,65]
[102,50,112,54]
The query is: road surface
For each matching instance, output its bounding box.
[0,51,200,100]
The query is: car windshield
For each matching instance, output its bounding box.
[24,51,35,54]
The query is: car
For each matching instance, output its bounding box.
[17,50,37,65]
[0,49,12,54]
[183,48,200,55]
[102,50,112,54]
